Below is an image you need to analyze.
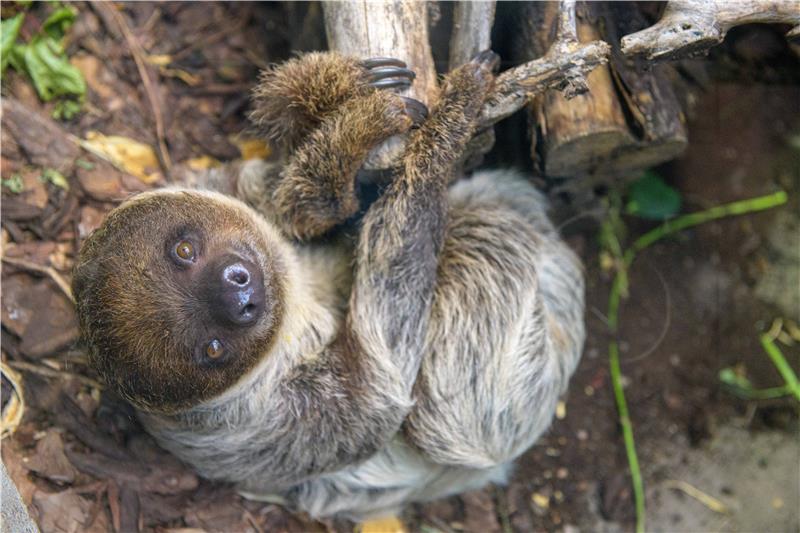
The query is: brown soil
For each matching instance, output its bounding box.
[2,4,798,532]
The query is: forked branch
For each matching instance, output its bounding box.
[621,0,800,61]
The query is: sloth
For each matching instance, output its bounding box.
[72,51,585,521]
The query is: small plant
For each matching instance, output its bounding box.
[720,321,800,403]
[1,4,86,119]
[1,173,24,193]
[625,170,681,220]
[600,171,787,533]
[39,167,69,190]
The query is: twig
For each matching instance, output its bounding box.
[171,14,250,62]
[606,189,788,533]
[6,359,103,390]
[99,2,172,174]
[494,486,513,533]
[480,41,610,129]
[663,480,731,514]
[2,256,74,304]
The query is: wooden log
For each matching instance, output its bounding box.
[516,1,633,177]
[322,0,610,170]
[323,1,437,169]
[516,2,688,180]
[599,2,688,174]
[449,1,497,169]
[449,1,496,70]
[621,0,800,62]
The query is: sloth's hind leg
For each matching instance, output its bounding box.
[404,171,585,470]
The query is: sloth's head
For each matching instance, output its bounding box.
[73,190,287,414]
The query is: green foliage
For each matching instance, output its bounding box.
[719,330,800,402]
[39,167,69,190]
[2,5,86,119]
[2,174,24,193]
[75,158,95,170]
[625,171,682,220]
[1,13,24,71]
[601,187,787,533]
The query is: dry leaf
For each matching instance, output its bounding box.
[160,67,201,86]
[146,54,172,66]
[24,430,79,484]
[32,489,92,533]
[232,137,271,160]
[80,132,162,184]
[186,156,221,171]
[1,362,25,439]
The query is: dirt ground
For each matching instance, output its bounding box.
[2,4,798,532]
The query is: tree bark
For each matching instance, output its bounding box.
[323,1,437,169]
[323,0,611,171]
[518,2,633,178]
[621,0,800,61]
[600,2,688,174]
[516,2,687,180]
[449,1,496,70]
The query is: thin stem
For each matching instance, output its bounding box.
[609,340,645,533]
[725,384,790,401]
[626,191,788,263]
[760,334,800,402]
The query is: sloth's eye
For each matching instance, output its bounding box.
[206,339,224,359]
[174,240,195,262]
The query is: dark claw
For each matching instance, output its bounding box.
[371,78,413,90]
[369,66,416,82]
[401,96,428,126]
[362,57,407,69]
[473,50,501,73]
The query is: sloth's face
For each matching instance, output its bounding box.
[73,190,286,413]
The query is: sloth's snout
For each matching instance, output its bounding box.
[208,255,265,327]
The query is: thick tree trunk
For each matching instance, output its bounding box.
[323,0,611,172]
[449,1,496,70]
[323,2,437,169]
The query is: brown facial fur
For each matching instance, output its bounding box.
[72,191,286,413]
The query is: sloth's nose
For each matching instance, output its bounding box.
[209,255,265,327]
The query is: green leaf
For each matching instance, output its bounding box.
[22,34,86,101]
[75,158,95,170]
[1,13,25,73]
[625,171,682,221]
[719,368,752,390]
[41,6,76,40]
[39,168,70,190]
[3,5,85,119]
[2,173,24,193]
[52,97,81,120]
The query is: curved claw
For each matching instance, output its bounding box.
[371,78,413,90]
[401,96,428,126]
[473,50,501,73]
[362,57,407,69]
[369,66,416,82]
